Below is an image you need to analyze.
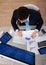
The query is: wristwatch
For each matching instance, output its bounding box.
[35,29,39,32]
[16,29,19,32]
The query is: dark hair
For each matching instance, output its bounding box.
[17,6,29,20]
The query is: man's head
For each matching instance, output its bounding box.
[17,6,29,23]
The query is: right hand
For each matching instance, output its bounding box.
[16,30,22,37]
[31,29,38,38]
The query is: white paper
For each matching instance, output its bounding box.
[22,30,34,38]
[13,36,26,44]
[25,36,39,54]
[30,47,39,54]
[13,30,35,44]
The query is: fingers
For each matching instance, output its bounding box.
[16,31,22,37]
[31,31,37,38]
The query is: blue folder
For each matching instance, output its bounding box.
[0,43,35,65]
[38,47,46,54]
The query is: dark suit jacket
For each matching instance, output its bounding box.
[11,8,43,31]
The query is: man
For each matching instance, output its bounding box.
[11,6,43,38]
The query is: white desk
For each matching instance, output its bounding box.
[0,26,46,65]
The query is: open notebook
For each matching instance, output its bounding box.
[13,30,35,44]
[13,30,38,43]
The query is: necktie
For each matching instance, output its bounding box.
[25,21,29,30]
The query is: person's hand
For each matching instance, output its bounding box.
[31,30,38,38]
[16,30,22,37]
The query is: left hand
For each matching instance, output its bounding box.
[31,30,38,38]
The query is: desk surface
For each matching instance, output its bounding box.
[0,27,46,65]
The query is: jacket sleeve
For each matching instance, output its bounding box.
[11,10,19,31]
[36,12,43,31]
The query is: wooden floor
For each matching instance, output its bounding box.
[0,0,46,27]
